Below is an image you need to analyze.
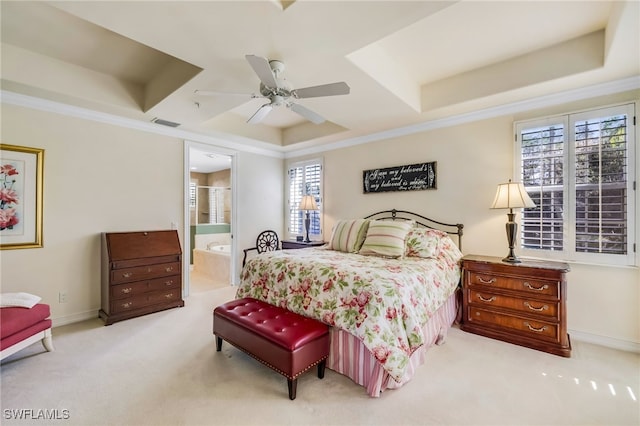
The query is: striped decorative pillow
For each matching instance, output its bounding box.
[328,219,370,253]
[359,220,413,258]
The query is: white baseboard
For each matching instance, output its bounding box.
[569,329,640,354]
[52,310,99,328]
[48,312,640,354]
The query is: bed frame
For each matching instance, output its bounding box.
[364,209,464,249]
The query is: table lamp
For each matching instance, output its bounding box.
[298,195,318,243]
[491,180,535,263]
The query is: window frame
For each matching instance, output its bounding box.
[515,102,636,267]
[285,158,323,241]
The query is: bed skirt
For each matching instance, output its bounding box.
[326,291,458,397]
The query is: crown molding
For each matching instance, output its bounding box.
[284,75,640,158]
[0,90,285,159]
[3,75,639,160]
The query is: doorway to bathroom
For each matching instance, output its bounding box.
[184,142,236,295]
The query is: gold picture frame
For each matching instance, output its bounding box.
[0,144,44,249]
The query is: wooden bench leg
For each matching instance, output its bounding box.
[42,329,54,352]
[215,336,222,352]
[317,359,326,379]
[287,378,297,400]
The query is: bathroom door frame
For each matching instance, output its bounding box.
[182,140,237,298]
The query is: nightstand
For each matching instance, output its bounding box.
[281,240,326,250]
[460,255,571,357]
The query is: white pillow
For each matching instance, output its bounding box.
[0,292,42,308]
[359,220,413,258]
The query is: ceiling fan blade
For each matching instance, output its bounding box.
[247,103,273,124]
[290,103,325,124]
[293,82,350,99]
[245,54,278,89]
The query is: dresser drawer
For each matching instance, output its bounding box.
[467,271,559,299]
[110,275,181,300]
[110,289,182,314]
[110,262,181,284]
[467,289,558,318]
[467,306,560,343]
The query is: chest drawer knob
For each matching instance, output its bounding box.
[477,294,496,303]
[477,276,497,284]
[164,293,174,299]
[524,301,548,312]
[122,272,133,278]
[524,282,548,291]
[524,322,547,333]
[165,266,174,272]
[121,287,132,294]
[165,280,174,286]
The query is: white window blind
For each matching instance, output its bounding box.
[189,182,196,209]
[287,159,323,239]
[516,103,636,266]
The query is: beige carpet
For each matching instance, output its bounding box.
[1,286,638,426]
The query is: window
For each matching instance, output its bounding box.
[516,103,636,266]
[287,159,323,240]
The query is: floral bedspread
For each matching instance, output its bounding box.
[236,244,462,381]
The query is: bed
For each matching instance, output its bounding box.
[236,209,464,397]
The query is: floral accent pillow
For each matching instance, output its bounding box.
[328,219,370,253]
[404,228,446,258]
[359,220,413,258]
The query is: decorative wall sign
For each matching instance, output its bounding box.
[363,161,436,193]
[0,144,44,249]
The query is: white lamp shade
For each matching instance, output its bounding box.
[491,181,536,209]
[298,195,318,211]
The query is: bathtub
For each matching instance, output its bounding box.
[192,245,230,284]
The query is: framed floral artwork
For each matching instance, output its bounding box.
[0,144,44,249]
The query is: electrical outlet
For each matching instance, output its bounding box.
[59,292,67,303]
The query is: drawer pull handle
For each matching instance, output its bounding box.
[477,294,496,303]
[122,302,132,309]
[524,282,548,291]
[122,272,133,278]
[121,287,132,294]
[165,280,174,286]
[165,266,174,272]
[524,301,548,312]
[477,276,497,284]
[164,293,174,299]
[524,322,547,333]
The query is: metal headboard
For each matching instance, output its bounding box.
[363,209,464,249]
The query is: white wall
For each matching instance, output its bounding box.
[0,104,283,324]
[234,151,283,282]
[291,93,640,350]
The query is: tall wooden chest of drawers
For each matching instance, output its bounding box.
[100,230,184,325]
[461,255,571,357]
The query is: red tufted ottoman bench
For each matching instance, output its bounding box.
[213,298,329,400]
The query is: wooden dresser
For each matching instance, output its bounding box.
[460,255,571,357]
[100,230,184,325]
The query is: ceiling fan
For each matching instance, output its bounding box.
[195,54,350,125]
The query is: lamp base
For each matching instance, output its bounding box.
[304,212,311,243]
[502,254,522,264]
[502,211,522,264]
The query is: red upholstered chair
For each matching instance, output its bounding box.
[1,303,54,361]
